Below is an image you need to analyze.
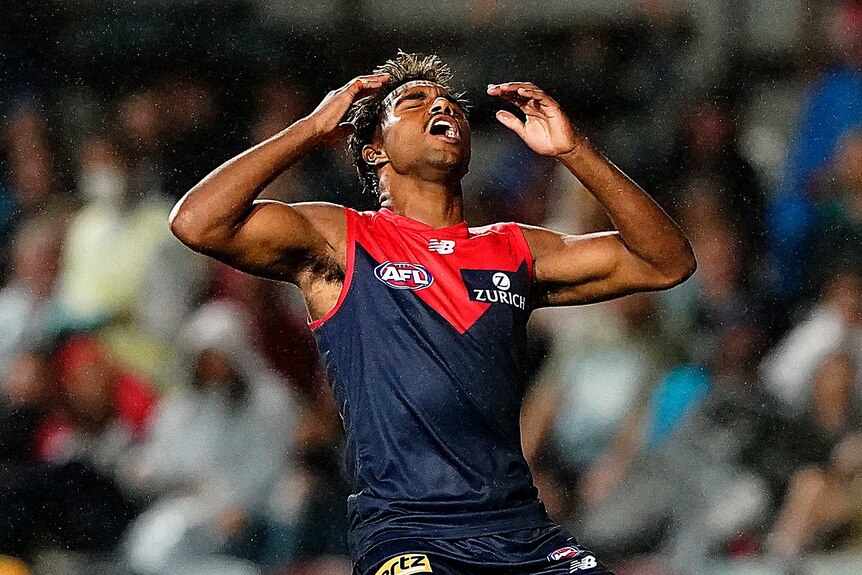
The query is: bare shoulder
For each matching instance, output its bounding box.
[290,201,347,230]
[516,223,562,245]
[517,223,577,255]
[291,201,347,223]
[517,223,619,250]
[290,201,348,249]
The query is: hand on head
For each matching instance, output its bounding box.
[487,82,579,158]
[305,73,390,146]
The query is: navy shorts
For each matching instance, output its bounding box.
[354,527,614,575]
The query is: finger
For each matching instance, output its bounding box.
[487,82,539,95]
[495,110,526,138]
[488,85,547,114]
[489,88,532,108]
[351,73,391,87]
[345,74,390,95]
[492,91,545,118]
[355,83,388,100]
[516,87,558,108]
[488,83,556,113]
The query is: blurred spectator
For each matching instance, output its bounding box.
[58,132,208,387]
[58,133,174,323]
[0,349,54,465]
[0,106,67,264]
[522,292,682,521]
[0,335,155,564]
[768,0,862,299]
[767,352,862,557]
[251,79,314,203]
[36,335,156,468]
[209,265,326,399]
[659,99,767,279]
[0,216,64,383]
[255,438,351,571]
[760,270,862,412]
[660,197,763,361]
[123,302,296,575]
[573,323,813,572]
[804,130,862,295]
[117,89,167,202]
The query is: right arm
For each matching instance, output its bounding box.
[169,73,389,295]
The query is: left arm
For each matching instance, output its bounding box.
[488,82,696,307]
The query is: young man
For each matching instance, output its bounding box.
[170,52,696,575]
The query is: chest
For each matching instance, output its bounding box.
[353,225,531,335]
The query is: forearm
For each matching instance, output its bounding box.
[169,118,321,243]
[558,135,695,277]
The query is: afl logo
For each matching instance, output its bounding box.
[374,261,434,291]
[492,272,511,291]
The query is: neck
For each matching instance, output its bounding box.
[379,172,464,228]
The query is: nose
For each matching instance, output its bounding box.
[430,97,456,116]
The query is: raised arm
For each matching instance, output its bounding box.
[169,73,389,293]
[488,82,696,307]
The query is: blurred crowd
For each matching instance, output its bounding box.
[2,1,862,574]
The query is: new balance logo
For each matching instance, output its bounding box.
[428,239,455,254]
[569,555,598,572]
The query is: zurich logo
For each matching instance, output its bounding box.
[492,272,511,291]
[374,261,434,291]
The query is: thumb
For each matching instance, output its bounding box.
[496,110,525,138]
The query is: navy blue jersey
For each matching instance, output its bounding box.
[311,208,557,562]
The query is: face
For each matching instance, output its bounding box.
[194,348,234,391]
[64,357,115,426]
[6,353,50,405]
[812,353,855,425]
[366,81,471,185]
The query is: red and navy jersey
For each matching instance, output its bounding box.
[311,207,556,561]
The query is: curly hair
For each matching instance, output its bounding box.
[347,51,468,197]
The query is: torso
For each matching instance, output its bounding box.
[310,207,556,560]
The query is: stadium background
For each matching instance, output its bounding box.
[2,0,862,574]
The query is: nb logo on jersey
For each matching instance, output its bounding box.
[428,239,455,254]
[374,554,433,575]
[569,555,598,572]
[374,261,434,291]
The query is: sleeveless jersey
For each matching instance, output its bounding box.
[311,207,556,562]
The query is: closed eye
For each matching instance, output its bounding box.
[395,91,428,109]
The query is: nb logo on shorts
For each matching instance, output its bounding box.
[569,555,598,572]
[374,554,433,575]
[428,239,455,254]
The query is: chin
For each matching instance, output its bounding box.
[430,145,470,169]
[430,157,469,181]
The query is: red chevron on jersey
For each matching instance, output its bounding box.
[346,208,533,334]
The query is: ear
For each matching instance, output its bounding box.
[362,144,389,166]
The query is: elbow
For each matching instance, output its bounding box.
[656,244,697,289]
[169,201,210,252]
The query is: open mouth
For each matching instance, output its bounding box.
[428,116,460,141]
